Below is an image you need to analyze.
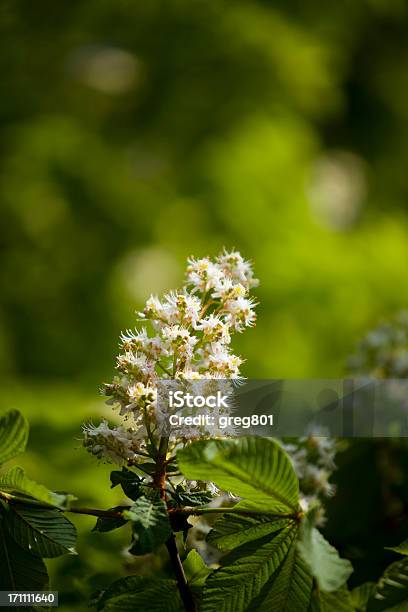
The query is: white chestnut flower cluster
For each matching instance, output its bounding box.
[283,430,337,525]
[348,311,408,378]
[83,250,258,465]
[82,420,144,465]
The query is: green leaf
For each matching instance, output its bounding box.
[93,507,128,533]
[177,437,299,513]
[0,511,48,590]
[136,462,157,475]
[171,486,214,507]
[298,517,353,592]
[368,557,408,611]
[386,538,408,556]
[183,549,211,587]
[202,523,297,612]
[0,465,72,508]
[350,583,376,611]
[94,576,182,611]
[5,504,77,557]
[110,468,143,501]
[0,409,28,465]
[247,542,313,611]
[310,585,354,611]
[207,503,291,551]
[124,494,171,555]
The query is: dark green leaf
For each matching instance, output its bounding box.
[368,557,408,611]
[93,507,128,533]
[350,583,376,611]
[110,468,143,501]
[298,516,353,592]
[0,465,73,508]
[171,487,214,507]
[207,503,290,551]
[202,523,297,612]
[124,494,171,555]
[183,549,211,587]
[0,409,28,466]
[0,511,48,590]
[94,576,182,611]
[136,463,157,475]
[247,542,313,611]
[6,504,76,557]
[177,437,299,513]
[386,538,408,556]
[310,585,354,611]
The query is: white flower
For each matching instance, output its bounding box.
[127,381,156,405]
[207,342,243,377]
[211,281,250,311]
[224,296,257,331]
[186,257,224,292]
[177,369,205,380]
[164,292,202,325]
[216,249,258,289]
[120,328,168,359]
[194,314,231,344]
[142,295,166,320]
[116,351,156,379]
[83,420,140,465]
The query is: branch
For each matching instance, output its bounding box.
[0,490,301,521]
[152,434,196,612]
[0,490,129,518]
[166,534,196,612]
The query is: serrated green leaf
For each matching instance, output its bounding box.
[94,576,182,611]
[207,502,291,551]
[247,542,313,611]
[124,494,171,555]
[110,468,143,501]
[0,511,48,590]
[0,465,71,508]
[386,538,408,556]
[171,487,214,507]
[177,437,299,513]
[298,517,353,592]
[5,504,77,557]
[368,557,408,611]
[310,585,354,612]
[202,522,297,612]
[351,583,376,611]
[183,549,211,587]
[92,507,128,533]
[0,409,28,466]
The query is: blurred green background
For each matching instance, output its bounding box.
[1,0,408,609]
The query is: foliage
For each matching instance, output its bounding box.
[1,406,407,610]
[2,256,408,611]
[0,408,77,592]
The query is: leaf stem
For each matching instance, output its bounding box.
[157,362,173,377]
[169,506,301,520]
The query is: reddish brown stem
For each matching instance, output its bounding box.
[153,436,197,612]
